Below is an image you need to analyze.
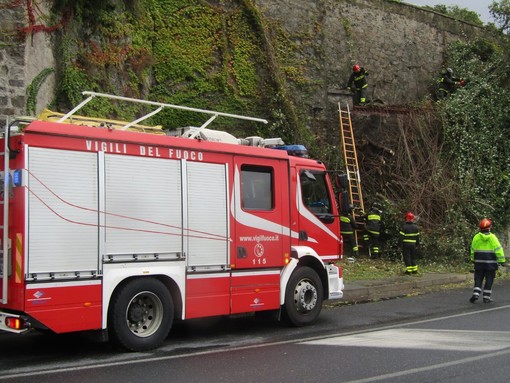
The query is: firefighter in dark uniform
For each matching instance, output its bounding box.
[399,212,420,274]
[347,64,369,105]
[469,219,506,303]
[437,67,461,99]
[340,205,359,258]
[363,203,382,258]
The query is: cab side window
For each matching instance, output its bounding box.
[300,170,332,214]
[241,165,274,210]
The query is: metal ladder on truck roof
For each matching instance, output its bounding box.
[51,91,278,146]
[58,91,268,130]
[338,103,365,246]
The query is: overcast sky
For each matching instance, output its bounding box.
[405,0,494,23]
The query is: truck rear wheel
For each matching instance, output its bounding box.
[109,278,174,351]
[283,266,323,326]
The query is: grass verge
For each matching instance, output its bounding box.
[338,257,474,281]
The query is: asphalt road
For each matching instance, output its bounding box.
[1,279,510,383]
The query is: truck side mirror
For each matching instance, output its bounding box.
[317,213,335,224]
[336,174,348,189]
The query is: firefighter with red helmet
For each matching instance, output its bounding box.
[347,64,369,105]
[469,219,506,303]
[399,212,420,274]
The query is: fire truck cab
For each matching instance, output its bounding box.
[0,92,343,351]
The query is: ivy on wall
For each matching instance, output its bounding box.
[26,67,55,114]
[16,0,510,263]
[16,0,344,154]
[49,0,311,143]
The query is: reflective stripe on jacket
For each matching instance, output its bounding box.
[348,68,368,89]
[399,222,420,245]
[470,232,505,271]
[340,214,355,234]
[365,212,381,235]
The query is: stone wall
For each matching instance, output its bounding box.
[0,0,483,126]
[0,0,55,125]
[254,0,483,130]
[0,3,26,123]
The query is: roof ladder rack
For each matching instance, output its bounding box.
[57,91,268,132]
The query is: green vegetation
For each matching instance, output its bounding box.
[423,4,483,25]
[361,2,510,265]
[340,257,510,282]
[490,0,510,33]
[18,1,510,271]
[26,68,55,115]
[442,40,510,225]
[435,37,510,251]
[340,258,472,281]
[50,0,306,142]
[369,32,510,264]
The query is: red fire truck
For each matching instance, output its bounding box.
[0,92,344,351]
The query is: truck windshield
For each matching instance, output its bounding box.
[300,170,332,214]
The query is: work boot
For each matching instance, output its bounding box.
[469,295,478,303]
[483,297,493,303]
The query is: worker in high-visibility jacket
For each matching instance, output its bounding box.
[469,218,506,303]
[341,205,359,258]
[399,212,420,274]
[363,203,382,258]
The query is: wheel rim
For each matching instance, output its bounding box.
[125,291,164,338]
[293,278,318,313]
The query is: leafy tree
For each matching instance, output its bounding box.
[490,0,510,33]
[424,5,483,26]
[440,37,510,243]
[369,35,510,262]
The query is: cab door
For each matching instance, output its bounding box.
[295,166,341,261]
[230,156,291,314]
[232,157,290,269]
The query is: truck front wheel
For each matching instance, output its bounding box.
[109,278,174,351]
[283,266,324,326]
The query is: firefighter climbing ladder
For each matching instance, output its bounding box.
[338,103,365,245]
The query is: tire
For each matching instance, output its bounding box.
[108,278,174,351]
[283,266,324,327]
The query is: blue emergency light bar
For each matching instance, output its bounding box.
[273,145,308,158]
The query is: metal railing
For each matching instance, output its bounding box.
[57,91,268,133]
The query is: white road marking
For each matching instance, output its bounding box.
[2,304,510,380]
[337,348,510,383]
[299,306,510,383]
[301,329,510,352]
